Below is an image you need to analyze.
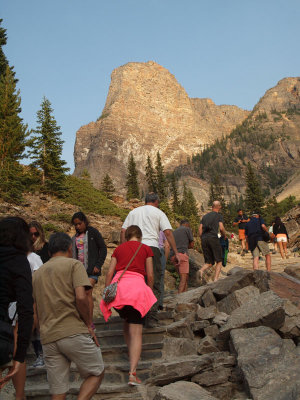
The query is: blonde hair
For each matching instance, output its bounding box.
[28,221,46,251]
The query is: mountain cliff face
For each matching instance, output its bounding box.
[177,77,300,202]
[73,61,248,190]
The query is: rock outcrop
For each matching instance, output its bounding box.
[74,61,248,191]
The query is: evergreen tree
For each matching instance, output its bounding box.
[169,173,180,214]
[180,183,199,219]
[264,195,281,225]
[155,151,167,200]
[208,183,215,207]
[0,19,9,80]
[126,152,139,200]
[145,155,157,192]
[101,173,115,199]
[0,66,27,202]
[29,97,69,195]
[245,162,264,213]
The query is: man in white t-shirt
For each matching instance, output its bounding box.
[121,193,180,327]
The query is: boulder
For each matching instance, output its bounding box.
[284,264,300,281]
[204,325,220,339]
[278,315,300,340]
[230,326,300,400]
[196,305,217,321]
[188,249,206,287]
[162,337,197,359]
[197,336,219,354]
[191,366,231,386]
[166,319,194,340]
[219,291,285,338]
[166,287,207,309]
[213,312,229,326]
[205,382,234,400]
[210,270,255,300]
[154,381,218,400]
[190,320,210,333]
[201,289,217,307]
[148,352,235,386]
[268,272,300,308]
[217,285,260,315]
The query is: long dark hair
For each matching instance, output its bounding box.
[71,212,89,226]
[0,216,31,253]
[274,216,285,229]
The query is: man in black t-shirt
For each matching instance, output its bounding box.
[199,201,226,282]
[233,209,250,256]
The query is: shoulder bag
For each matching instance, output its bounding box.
[102,243,143,304]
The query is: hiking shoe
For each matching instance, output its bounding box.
[128,372,142,386]
[32,355,44,368]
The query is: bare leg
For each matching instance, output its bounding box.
[127,324,143,374]
[278,242,285,259]
[200,264,212,279]
[12,361,26,400]
[214,261,222,281]
[77,372,104,400]
[241,239,246,251]
[253,256,259,270]
[265,254,271,271]
[52,395,66,400]
[178,273,188,293]
[283,242,288,258]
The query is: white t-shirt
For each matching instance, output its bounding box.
[28,252,43,273]
[122,205,172,248]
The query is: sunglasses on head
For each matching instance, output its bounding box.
[31,232,39,237]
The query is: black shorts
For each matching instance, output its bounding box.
[115,306,145,325]
[201,236,223,265]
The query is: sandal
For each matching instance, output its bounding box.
[128,372,142,386]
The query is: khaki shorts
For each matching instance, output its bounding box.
[43,334,104,395]
[252,241,270,258]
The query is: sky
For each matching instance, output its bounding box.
[2,0,300,171]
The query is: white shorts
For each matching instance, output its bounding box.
[276,236,287,243]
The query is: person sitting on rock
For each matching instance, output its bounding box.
[170,220,194,293]
[100,225,156,386]
[71,212,107,328]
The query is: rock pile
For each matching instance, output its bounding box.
[148,268,300,400]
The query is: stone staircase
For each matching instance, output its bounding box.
[23,312,175,400]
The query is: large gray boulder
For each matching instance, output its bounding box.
[230,326,300,400]
[219,291,285,338]
[154,381,218,400]
[217,285,260,315]
[209,270,256,300]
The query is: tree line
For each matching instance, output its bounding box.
[0,20,68,202]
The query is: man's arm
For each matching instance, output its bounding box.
[188,241,194,249]
[75,286,99,345]
[164,240,170,260]
[120,228,126,244]
[164,229,180,263]
[198,224,203,238]
[261,224,268,232]
[219,222,226,238]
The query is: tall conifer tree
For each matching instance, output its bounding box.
[0,19,9,79]
[169,173,180,214]
[126,152,139,200]
[155,151,167,200]
[101,173,115,199]
[145,155,157,193]
[0,66,27,202]
[245,162,264,213]
[29,97,69,195]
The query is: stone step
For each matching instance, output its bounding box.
[26,360,153,386]
[24,382,144,400]
[97,326,166,346]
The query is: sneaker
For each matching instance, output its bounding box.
[128,372,142,386]
[32,354,44,368]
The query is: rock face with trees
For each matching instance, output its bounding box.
[73,61,248,191]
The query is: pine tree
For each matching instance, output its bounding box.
[169,173,180,214]
[145,155,157,192]
[29,97,69,195]
[0,66,27,202]
[0,19,9,80]
[126,152,139,200]
[101,173,115,199]
[245,162,264,213]
[155,151,167,200]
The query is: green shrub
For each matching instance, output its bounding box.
[62,176,128,220]
[50,213,72,224]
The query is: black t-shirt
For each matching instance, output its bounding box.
[234,214,249,230]
[201,211,224,239]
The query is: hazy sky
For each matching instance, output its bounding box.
[2,0,300,171]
